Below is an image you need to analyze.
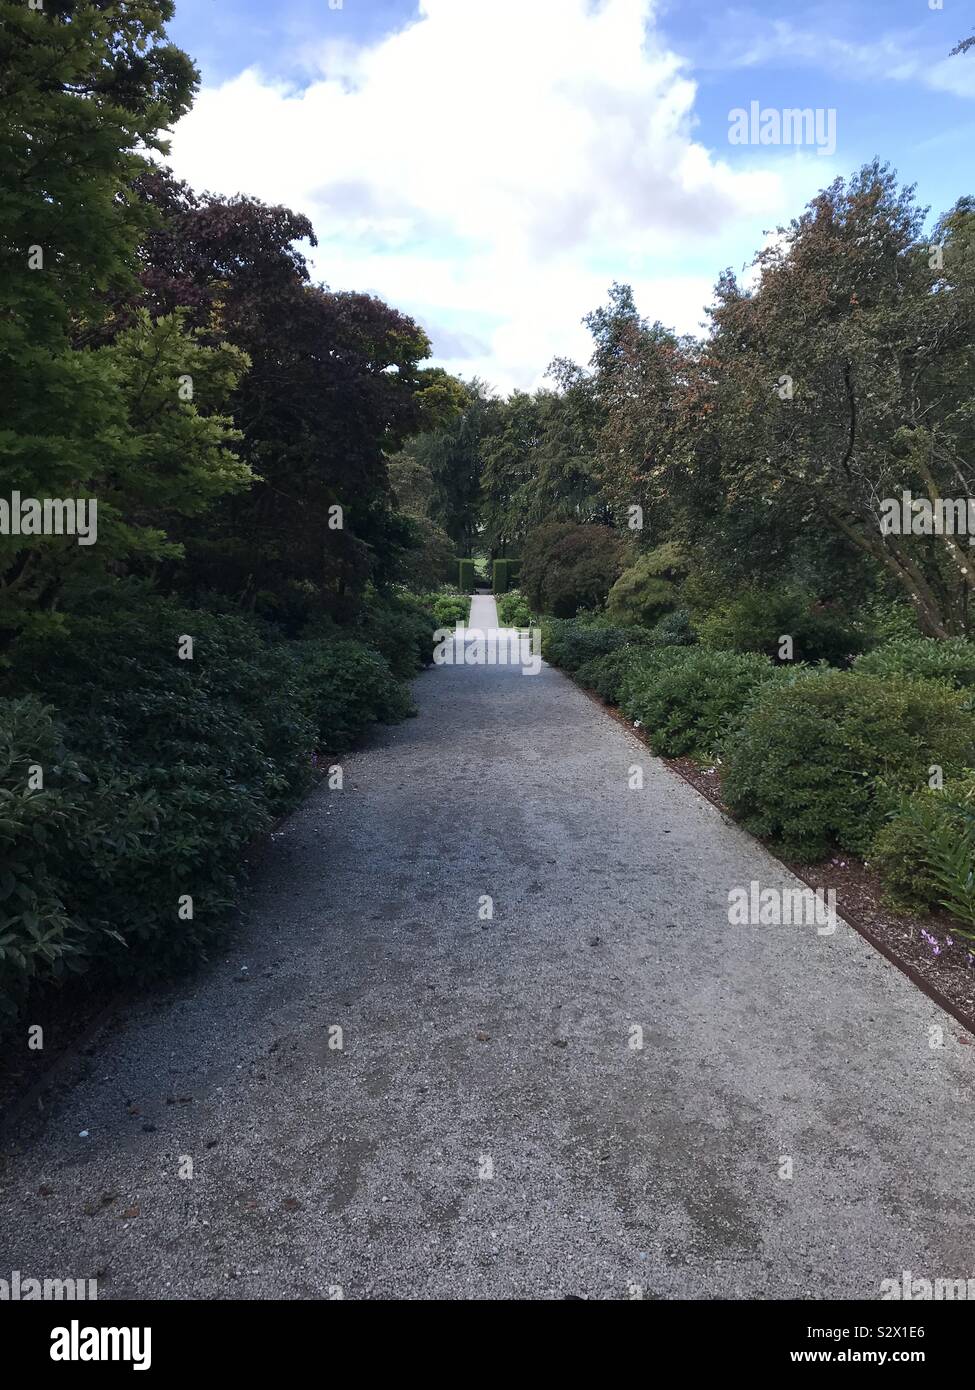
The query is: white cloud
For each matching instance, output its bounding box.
[167,0,795,390]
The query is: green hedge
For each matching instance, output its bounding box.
[492,559,510,594]
[458,558,476,593]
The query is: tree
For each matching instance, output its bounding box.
[520,521,624,617]
[671,165,975,637]
[0,1,248,641]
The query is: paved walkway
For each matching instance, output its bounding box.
[1,616,973,1299]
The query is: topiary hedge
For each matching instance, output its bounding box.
[458,558,476,593]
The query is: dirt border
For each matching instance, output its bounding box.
[574,680,975,1040]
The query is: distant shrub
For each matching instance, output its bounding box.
[650,607,696,647]
[521,522,624,618]
[296,639,415,752]
[429,593,470,626]
[605,542,684,627]
[358,589,438,678]
[541,618,644,673]
[492,559,511,594]
[695,585,865,666]
[497,589,532,627]
[722,670,975,859]
[854,637,975,690]
[621,648,788,758]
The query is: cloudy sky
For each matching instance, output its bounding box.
[164,0,975,393]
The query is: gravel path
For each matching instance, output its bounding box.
[1,608,973,1300]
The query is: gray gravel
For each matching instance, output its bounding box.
[1,623,974,1301]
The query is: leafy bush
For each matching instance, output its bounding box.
[0,583,419,1017]
[649,607,697,647]
[358,589,438,678]
[295,639,415,752]
[541,618,645,673]
[605,542,684,627]
[520,522,624,618]
[621,648,788,758]
[871,775,975,926]
[429,593,470,626]
[0,699,88,1019]
[854,637,975,690]
[695,584,865,666]
[574,645,655,705]
[497,589,532,627]
[722,670,975,859]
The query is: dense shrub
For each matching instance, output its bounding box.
[621,648,789,758]
[871,774,975,926]
[0,699,90,1019]
[854,637,975,689]
[295,639,415,752]
[722,670,975,859]
[458,558,476,592]
[649,607,697,647]
[541,618,645,673]
[605,542,684,627]
[0,584,419,1014]
[574,645,656,705]
[429,593,470,626]
[695,585,865,666]
[358,589,438,678]
[497,589,533,627]
[492,559,511,594]
[520,522,624,618]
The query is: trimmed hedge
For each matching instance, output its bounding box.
[458,558,476,593]
[492,559,510,594]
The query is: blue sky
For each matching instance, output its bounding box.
[164,0,975,391]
